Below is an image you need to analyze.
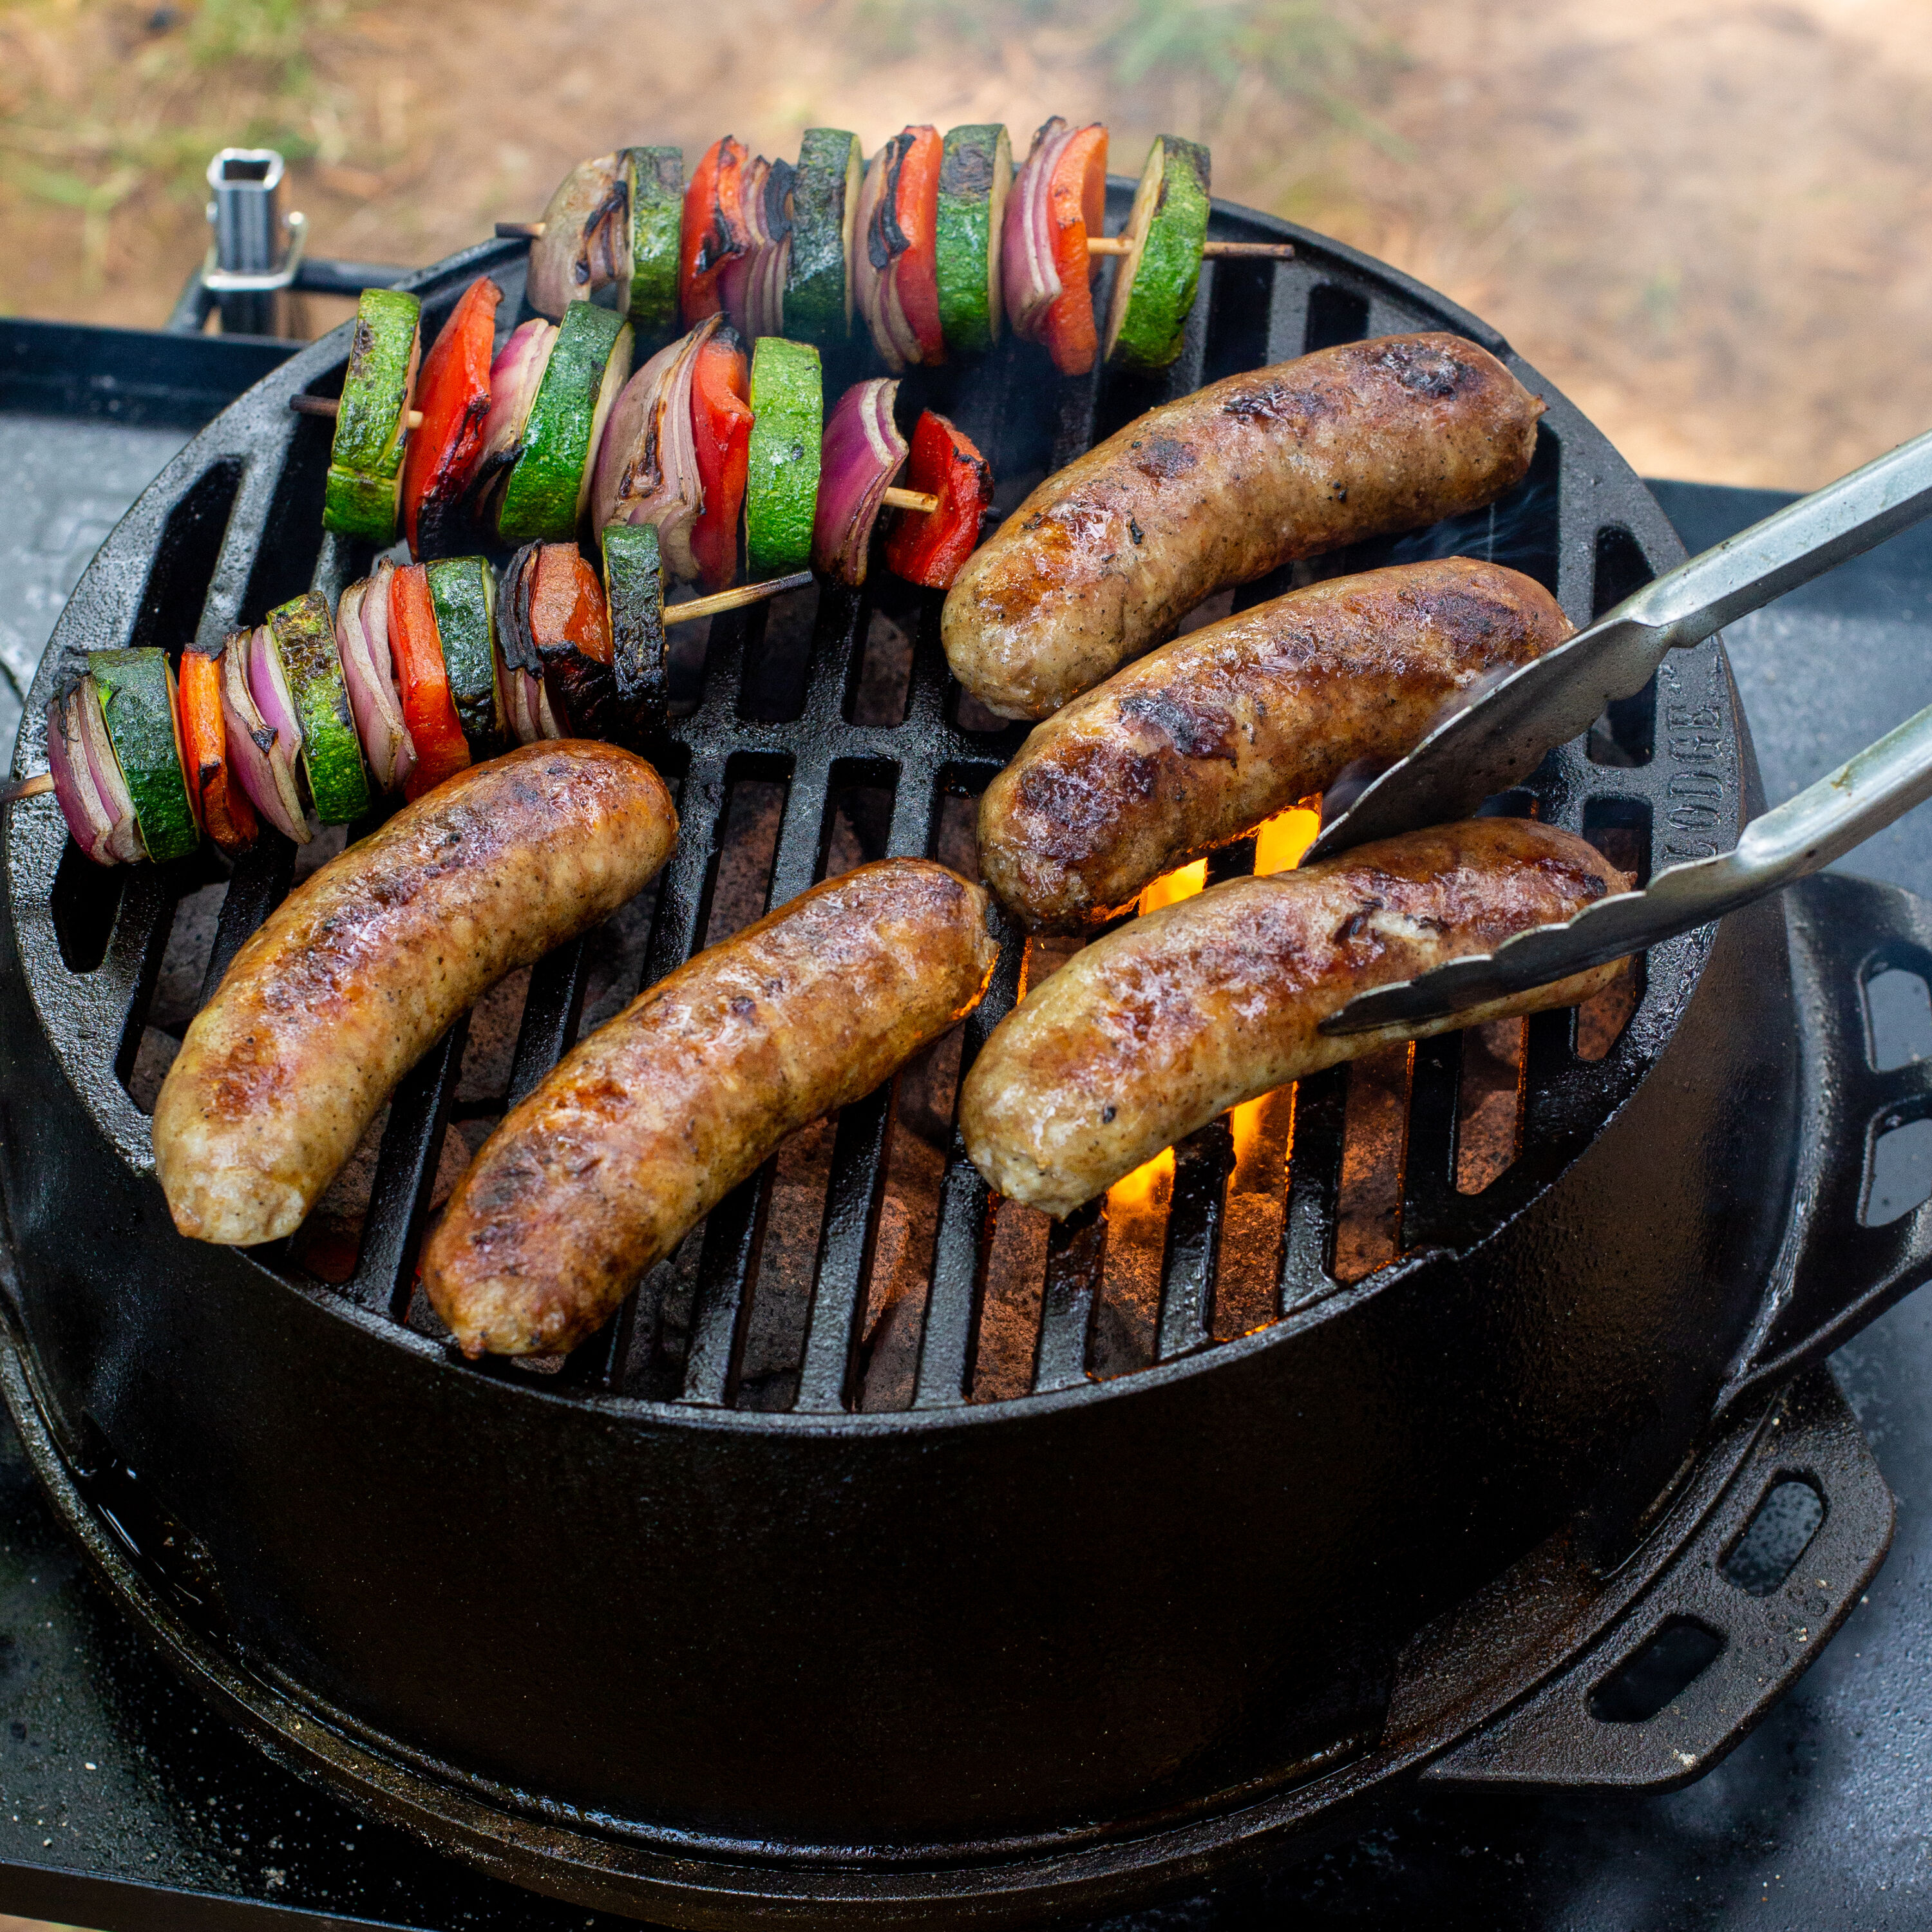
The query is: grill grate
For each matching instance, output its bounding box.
[26,195,1707,1420]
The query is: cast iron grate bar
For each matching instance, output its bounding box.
[681,1173,768,1406]
[1279,1065,1351,1310]
[1157,1120,1236,1359]
[505,938,591,1108]
[1034,1200,1106,1392]
[793,1084,898,1413]
[1401,1031,1468,1250]
[348,1014,469,1317]
[200,835,296,1003]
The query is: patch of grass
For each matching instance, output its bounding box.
[0,0,338,289]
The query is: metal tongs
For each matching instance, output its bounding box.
[1316,423,1932,1036]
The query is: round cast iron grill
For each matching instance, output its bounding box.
[10,191,1716,1420]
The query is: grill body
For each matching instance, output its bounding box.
[3,198,1929,1924]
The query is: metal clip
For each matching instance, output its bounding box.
[200,209,307,294]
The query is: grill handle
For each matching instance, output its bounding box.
[1714,869,1932,1403]
[1421,1360,1892,1794]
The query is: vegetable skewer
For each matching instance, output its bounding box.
[294,393,942,515]
[497,221,1285,258]
[500,122,1288,376]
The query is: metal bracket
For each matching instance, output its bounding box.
[199,209,307,294]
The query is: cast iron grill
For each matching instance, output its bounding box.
[14,189,1932,1930]
[17,191,1712,1418]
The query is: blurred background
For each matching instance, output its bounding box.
[3,0,1929,489]
[0,11,1927,1927]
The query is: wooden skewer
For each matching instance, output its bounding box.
[291,393,423,430]
[882,486,939,514]
[1,772,55,806]
[664,571,813,624]
[499,218,1291,263]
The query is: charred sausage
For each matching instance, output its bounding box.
[943,332,1546,719]
[978,558,1572,930]
[422,858,1000,1357]
[153,742,678,1245]
[960,819,1629,1217]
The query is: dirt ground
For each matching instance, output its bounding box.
[1,0,1929,488]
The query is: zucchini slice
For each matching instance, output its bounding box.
[624,146,685,348]
[498,301,631,545]
[268,592,370,825]
[786,129,862,344]
[744,336,823,576]
[600,522,668,741]
[936,124,1011,355]
[1104,135,1211,372]
[325,287,422,544]
[426,556,504,757]
[89,647,199,863]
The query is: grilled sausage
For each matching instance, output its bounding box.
[943,332,1546,720]
[979,558,1572,931]
[960,819,1629,1217]
[153,743,678,1245]
[422,858,1000,1357]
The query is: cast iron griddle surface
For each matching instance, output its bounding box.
[3,442,1932,1924]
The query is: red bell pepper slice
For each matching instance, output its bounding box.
[176,645,256,850]
[1040,124,1108,377]
[681,137,750,327]
[388,562,471,800]
[690,327,753,592]
[401,276,502,558]
[883,411,994,590]
[891,126,945,365]
[529,545,614,666]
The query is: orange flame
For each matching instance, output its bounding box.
[1138,857,1209,914]
[1106,1145,1175,1224]
[1254,802,1321,876]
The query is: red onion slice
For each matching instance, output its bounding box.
[812,379,907,586]
[591,317,712,582]
[852,149,894,370]
[477,319,556,475]
[71,676,144,863]
[504,663,540,746]
[1003,118,1070,342]
[335,561,414,792]
[46,685,118,864]
[528,153,629,319]
[222,628,309,844]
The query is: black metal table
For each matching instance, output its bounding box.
[3,321,1931,1931]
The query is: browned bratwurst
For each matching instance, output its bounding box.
[153,743,677,1245]
[978,557,1572,931]
[423,858,1000,1357]
[943,332,1546,719]
[960,819,1629,1217]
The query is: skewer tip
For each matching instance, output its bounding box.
[1,772,56,806]
[495,221,547,240]
[291,393,422,430]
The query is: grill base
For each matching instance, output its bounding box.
[0,1300,1891,1927]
